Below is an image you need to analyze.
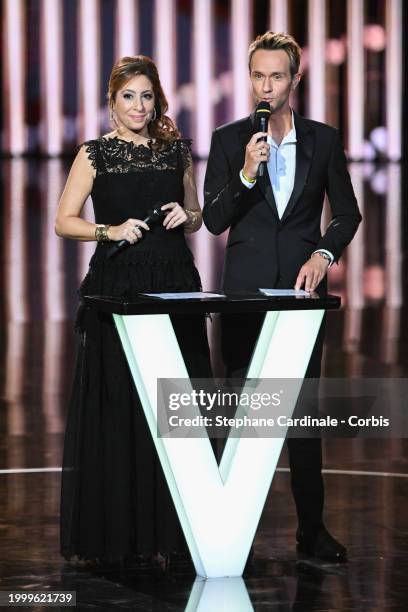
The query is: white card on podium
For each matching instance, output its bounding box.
[143,292,224,299]
[259,288,310,297]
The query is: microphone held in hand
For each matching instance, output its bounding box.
[107,205,166,259]
[255,101,271,177]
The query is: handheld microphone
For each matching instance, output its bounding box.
[107,204,166,259]
[255,101,271,177]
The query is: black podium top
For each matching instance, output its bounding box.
[84,292,341,316]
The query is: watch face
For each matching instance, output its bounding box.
[315,252,330,262]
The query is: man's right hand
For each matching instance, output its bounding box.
[242,132,270,179]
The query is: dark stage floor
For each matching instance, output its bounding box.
[1,159,408,610]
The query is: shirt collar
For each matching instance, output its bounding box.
[268,109,297,146]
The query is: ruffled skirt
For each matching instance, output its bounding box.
[60,245,211,564]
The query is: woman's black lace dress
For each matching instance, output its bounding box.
[60,136,211,564]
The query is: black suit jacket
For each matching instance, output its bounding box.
[203,111,362,291]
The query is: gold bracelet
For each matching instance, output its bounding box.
[95,224,111,242]
[242,170,256,183]
[185,209,198,227]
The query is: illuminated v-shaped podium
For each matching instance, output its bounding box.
[85,292,340,579]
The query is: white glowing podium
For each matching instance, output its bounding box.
[84,291,340,578]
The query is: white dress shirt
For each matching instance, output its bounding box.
[266,117,297,219]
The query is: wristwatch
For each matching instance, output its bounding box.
[313,251,331,264]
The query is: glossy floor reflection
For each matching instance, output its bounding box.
[1,159,408,609]
[1,468,408,609]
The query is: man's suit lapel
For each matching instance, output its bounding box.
[256,168,280,220]
[281,112,315,223]
[238,114,280,220]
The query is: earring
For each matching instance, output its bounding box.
[109,109,114,121]
[151,108,157,122]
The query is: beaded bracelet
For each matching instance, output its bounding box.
[95,224,111,242]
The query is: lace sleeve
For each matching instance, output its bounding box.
[80,140,98,172]
[177,138,193,173]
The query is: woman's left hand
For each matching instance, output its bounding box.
[161,202,188,230]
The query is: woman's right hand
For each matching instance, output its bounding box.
[107,218,150,244]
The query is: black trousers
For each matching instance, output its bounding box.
[221,312,325,537]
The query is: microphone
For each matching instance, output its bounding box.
[254,101,271,177]
[107,204,166,259]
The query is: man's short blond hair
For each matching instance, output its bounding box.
[248,31,301,77]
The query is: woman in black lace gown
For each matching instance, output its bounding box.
[55,56,211,566]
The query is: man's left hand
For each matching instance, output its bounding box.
[294,253,330,292]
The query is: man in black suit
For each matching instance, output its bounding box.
[203,32,362,562]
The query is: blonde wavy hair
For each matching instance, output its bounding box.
[248,31,301,77]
